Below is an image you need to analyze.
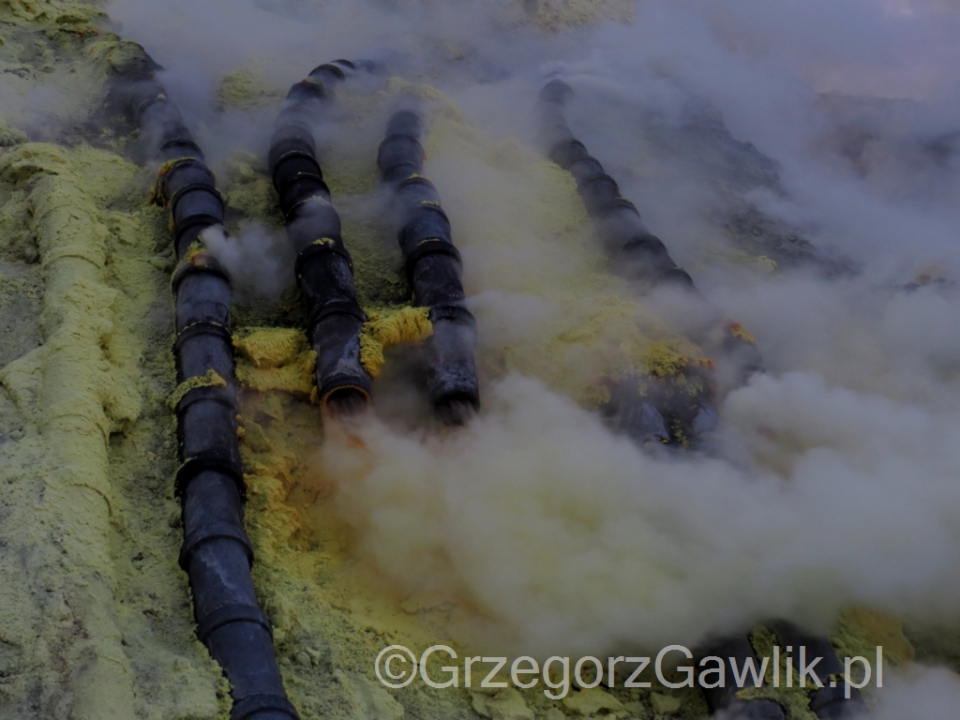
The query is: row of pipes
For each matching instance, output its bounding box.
[107,49,859,720]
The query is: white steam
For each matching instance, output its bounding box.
[867,666,960,720]
[201,224,294,300]
[326,370,960,656]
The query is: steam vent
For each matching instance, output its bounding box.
[3,0,960,718]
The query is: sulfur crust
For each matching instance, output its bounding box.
[0,140,229,718]
[833,606,916,666]
[216,64,284,110]
[168,368,228,409]
[234,327,317,397]
[359,305,433,377]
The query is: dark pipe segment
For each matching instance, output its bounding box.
[771,622,866,719]
[696,636,787,720]
[111,58,298,720]
[537,79,698,291]
[269,68,372,414]
[377,107,480,423]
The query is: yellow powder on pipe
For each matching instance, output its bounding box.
[728,322,757,345]
[359,305,433,377]
[168,368,228,409]
[234,327,317,396]
[235,327,306,369]
[150,157,199,206]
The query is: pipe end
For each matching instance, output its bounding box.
[539,78,574,105]
[434,393,479,427]
[320,385,372,417]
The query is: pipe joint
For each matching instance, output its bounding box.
[175,453,245,500]
[180,522,254,571]
[308,62,346,83]
[157,158,215,205]
[268,127,317,169]
[399,205,453,256]
[539,78,574,105]
[377,133,425,183]
[395,174,441,203]
[576,173,623,215]
[294,239,353,281]
[284,78,326,105]
[172,253,232,293]
[175,384,239,415]
[197,603,272,643]
[171,184,225,226]
[548,138,590,169]
[405,237,462,281]
[174,320,234,351]
[272,153,326,200]
[280,181,334,219]
[429,303,475,327]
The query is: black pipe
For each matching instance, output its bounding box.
[269,63,373,415]
[696,636,787,720]
[109,55,298,720]
[536,78,761,371]
[377,106,480,424]
[538,79,698,290]
[771,621,865,719]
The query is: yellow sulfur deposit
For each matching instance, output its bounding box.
[235,326,306,369]
[0,142,139,719]
[641,339,709,380]
[739,615,915,716]
[150,157,198,207]
[737,625,820,719]
[528,0,633,32]
[217,65,284,110]
[359,305,433,377]
[834,606,916,666]
[729,322,758,345]
[168,368,228,409]
[0,139,228,718]
[234,327,317,396]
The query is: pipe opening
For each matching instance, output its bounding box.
[434,393,480,426]
[321,386,371,417]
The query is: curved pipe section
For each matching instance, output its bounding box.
[269,62,373,414]
[111,60,298,720]
[377,107,480,424]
